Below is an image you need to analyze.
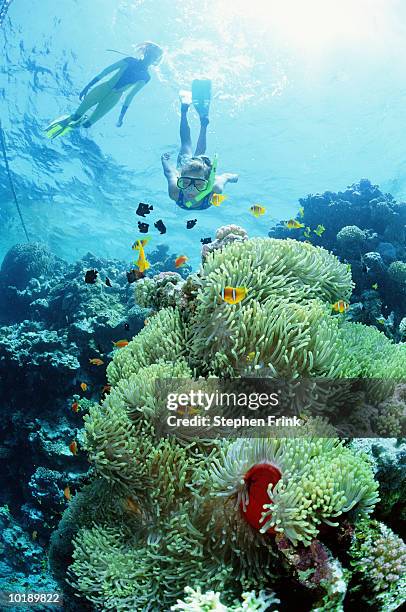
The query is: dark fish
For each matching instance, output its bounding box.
[105,277,112,287]
[127,269,145,284]
[136,202,153,217]
[124,323,130,330]
[186,219,197,229]
[97,344,104,355]
[84,269,98,284]
[200,237,212,244]
[138,221,149,233]
[154,219,167,235]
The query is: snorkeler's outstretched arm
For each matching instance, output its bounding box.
[161,153,179,201]
[213,172,239,193]
[79,60,125,100]
[116,81,148,127]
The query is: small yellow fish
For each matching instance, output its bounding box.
[298,206,305,218]
[285,219,304,229]
[132,239,150,273]
[221,286,248,305]
[372,283,378,290]
[303,226,311,238]
[313,224,326,237]
[131,237,149,250]
[376,317,386,325]
[64,486,71,501]
[113,339,129,348]
[246,351,256,362]
[32,531,38,540]
[89,358,104,366]
[211,193,227,207]
[80,382,87,392]
[250,204,266,218]
[332,300,349,314]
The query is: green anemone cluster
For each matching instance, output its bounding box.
[189,238,352,377]
[208,437,378,546]
[52,236,406,611]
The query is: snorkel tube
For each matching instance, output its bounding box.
[184,154,218,209]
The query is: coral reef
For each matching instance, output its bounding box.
[148,243,192,278]
[201,224,248,260]
[135,271,187,310]
[171,586,280,611]
[0,505,59,606]
[0,321,80,402]
[268,179,406,339]
[48,235,406,611]
[349,519,406,611]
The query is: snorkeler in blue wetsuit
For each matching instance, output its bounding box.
[45,41,163,139]
[161,79,238,210]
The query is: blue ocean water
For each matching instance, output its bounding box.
[2,0,406,267]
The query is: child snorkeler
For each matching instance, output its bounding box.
[161,79,238,210]
[45,42,163,139]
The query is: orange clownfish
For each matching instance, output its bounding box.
[175,255,188,268]
[332,300,349,314]
[89,358,104,366]
[220,286,248,305]
[71,401,80,413]
[80,382,87,392]
[64,486,71,501]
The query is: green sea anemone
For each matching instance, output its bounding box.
[207,437,378,546]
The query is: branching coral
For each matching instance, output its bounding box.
[349,520,406,611]
[171,586,280,611]
[135,271,186,309]
[336,225,366,253]
[388,260,406,285]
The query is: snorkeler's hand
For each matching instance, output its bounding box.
[161,152,171,162]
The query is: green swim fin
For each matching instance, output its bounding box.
[192,79,211,118]
[45,115,71,139]
[45,115,83,139]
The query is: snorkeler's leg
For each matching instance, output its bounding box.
[71,81,115,121]
[179,104,193,156]
[194,116,209,156]
[81,90,123,127]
